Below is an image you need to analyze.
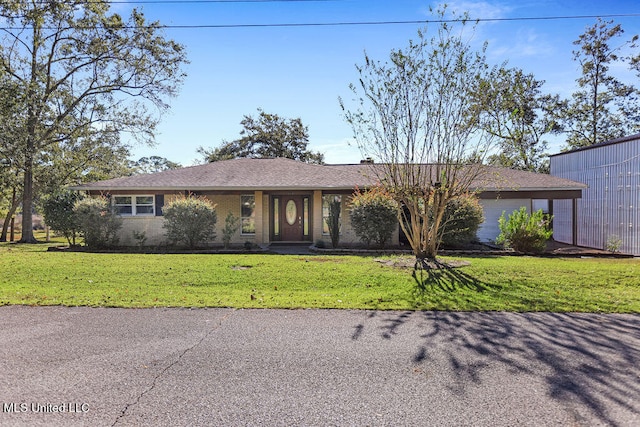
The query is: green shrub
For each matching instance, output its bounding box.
[606,235,623,253]
[74,196,122,248]
[132,230,147,248]
[327,198,341,248]
[438,194,484,247]
[496,207,553,253]
[163,195,217,249]
[222,211,240,249]
[349,187,398,248]
[42,190,84,245]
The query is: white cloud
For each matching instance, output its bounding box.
[313,138,362,164]
[444,1,513,20]
[489,27,554,59]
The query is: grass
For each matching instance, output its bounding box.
[0,240,638,312]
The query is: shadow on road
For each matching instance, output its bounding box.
[353,310,640,426]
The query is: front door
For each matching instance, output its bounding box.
[281,196,304,241]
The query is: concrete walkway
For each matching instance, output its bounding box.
[0,307,638,426]
[266,243,316,255]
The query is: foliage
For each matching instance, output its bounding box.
[349,187,398,248]
[558,19,640,149]
[198,109,324,164]
[340,6,494,261]
[128,156,182,175]
[0,75,24,242]
[606,235,623,253]
[73,197,123,248]
[474,67,560,173]
[163,195,217,249]
[222,212,240,249]
[496,207,553,254]
[1,242,639,312]
[0,0,187,242]
[438,194,484,247]
[327,199,342,248]
[132,230,147,248]
[42,190,84,246]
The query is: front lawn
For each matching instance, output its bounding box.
[1,242,638,312]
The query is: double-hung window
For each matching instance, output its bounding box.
[241,195,256,234]
[113,195,155,216]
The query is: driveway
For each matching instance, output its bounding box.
[0,307,638,426]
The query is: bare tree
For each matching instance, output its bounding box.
[341,7,494,263]
[0,1,187,242]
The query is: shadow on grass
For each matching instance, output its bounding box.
[411,258,496,294]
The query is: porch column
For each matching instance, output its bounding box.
[313,190,323,242]
[572,198,578,246]
[254,190,264,244]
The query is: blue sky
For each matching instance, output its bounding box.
[122,0,640,166]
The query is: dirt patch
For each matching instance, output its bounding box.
[374,257,471,270]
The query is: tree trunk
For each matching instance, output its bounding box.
[18,20,40,244]
[18,160,38,243]
[0,190,19,242]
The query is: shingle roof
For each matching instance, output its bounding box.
[73,157,586,192]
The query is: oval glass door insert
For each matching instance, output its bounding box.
[285,200,297,225]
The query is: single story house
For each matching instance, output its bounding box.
[550,133,640,255]
[73,157,586,247]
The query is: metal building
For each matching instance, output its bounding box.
[550,134,640,255]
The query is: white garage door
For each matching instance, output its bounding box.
[477,199,532,242]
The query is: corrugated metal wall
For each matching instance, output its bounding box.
[551,137,640,255]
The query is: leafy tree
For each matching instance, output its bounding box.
[0,75,24,241]
[42,190,84,246]
[496,207,553,254]
[163,195,217,249]
[74,196,123,248]
[0,1,187,243]
[199,109,324,164]
[475,67,560,172]
[0,167,21,242]
[349,188,398,248]
[558,19,640,149]
[341,6,494,263]
[128,156,182,175]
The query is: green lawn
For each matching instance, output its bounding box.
[1,241,638,312]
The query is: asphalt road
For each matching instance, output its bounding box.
[0,306,638,426]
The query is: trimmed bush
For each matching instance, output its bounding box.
[222,211,240,249]
[496,207,553,253]
[327,198,341,248]
[74,196,122,248]
[349,187,398,248]
[438,194,484,247]
[163,195,217,249]
[42,190,84,245]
